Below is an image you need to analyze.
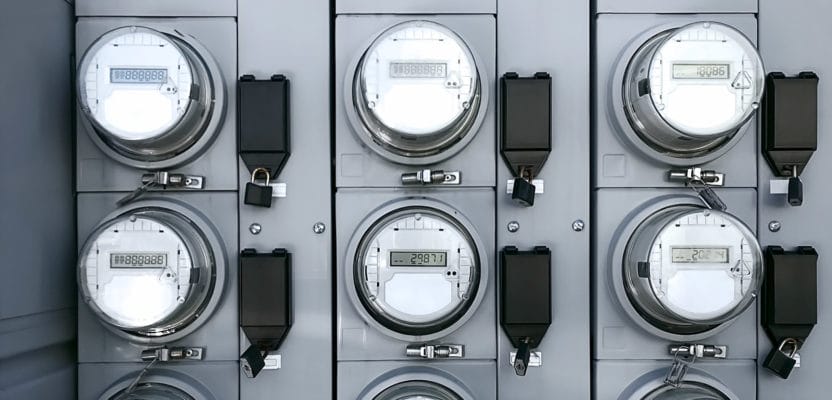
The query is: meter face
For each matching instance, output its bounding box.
[113,383,194,400]
[79,208,214,337]
[643,383,728,400]
[354,207,480,335]
[80,28,194,141]
[624,207,762,332]
[374,381,462,400]
[353,21,481,158]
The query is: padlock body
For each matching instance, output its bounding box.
[245,182,273,207]
[763,347,797,379]
[511,178,536,207]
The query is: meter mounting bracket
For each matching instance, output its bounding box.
[238,74,291,179]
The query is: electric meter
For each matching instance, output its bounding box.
[642,383,728,400]
[349,20,483,162]
[78,26,217,166]
[79,206,218,339]
[374,381,462,400]
[112,383,193,400]
[350,204,486,337]
[622,206,762,335]
[623,22,764,157]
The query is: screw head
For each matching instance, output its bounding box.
[507,221,520,233]
[313,222,326,234]
[572,219,585,232]
[768,221,781,232]
[249,223,262,235]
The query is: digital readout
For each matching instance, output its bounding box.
[110,68,168,84]
[671,247,729,264]
[389,251,447,266]
[672,64,731,80]
[389,62,448,79]
[110,252,168,268]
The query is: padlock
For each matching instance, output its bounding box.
[245,168,273,207]
[511,178,536,207]
[763,338,799,379]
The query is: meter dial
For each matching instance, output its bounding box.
[349,203,486,339]
[79,205,219,340]
[623,206,762,335]
[641,383,728,400]
[78,26,218,167]
[349,20,484,163]
[622,22,764,158]
[374,381,462,400]
[110,383,194,400]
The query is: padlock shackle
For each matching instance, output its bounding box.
[251,167,271,185]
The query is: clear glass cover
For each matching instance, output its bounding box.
[112,383,194,400]
[374,381,462,400]
[79,208,214,337]
[647,22,764,136]
[624,207,762,333]
[80,28,193,141]
[354,208,480,335]
[644,382,728,400]
[354,21,481,157]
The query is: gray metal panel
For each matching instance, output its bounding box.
[336,188,496,361]
[593,360,756,400]
[336,0,495,15]
[594,14,759,189]
[75,18,238,192]
[75,0,236,17]
[337,360,496,399]
[335,15,497,189]
[595,0,756,14]
[593,188,759,360]
[757,0,832,396]
[236,0,332,398]
[76,192,238,363]
[496,0,591,398]
[79,362,238,399]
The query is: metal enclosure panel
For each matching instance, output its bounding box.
[337,360,496,399]
[75,0,236,17]
[496,0,590,398]
[594,14,759,188]
[76,192,238,363]
[336,188,496,361]
[336,0,495,16]
[595,0,756,14]
[75,18,238,192]
[79,362,238,399]
[335,15,497,188]
[593,360,756,400]
[758,0,832,396]
[593,188,759,359]
[236,0,332,398]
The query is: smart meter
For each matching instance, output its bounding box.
[374,381,462,400]
[623,22,764,157]
[642,383,728,400]
[350,205,485,337]
[78,26,218,166]
[78,206,218,339]
[350,21,483,162]
[111,383,193,400]
[622,206,762,335]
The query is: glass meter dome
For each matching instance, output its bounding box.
[78,206,217,339]
[111,383,194,400]
[622,206,762,335]
[623,22,764,158]
[374,381,462,400]
[350,205,484,337]
[350,21,483,162]
[78,26,217,166]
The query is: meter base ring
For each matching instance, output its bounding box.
[99,369,209,400]
[357,367,473,400]
[618,368,736,400]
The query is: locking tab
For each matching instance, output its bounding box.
[668,167,727,211]
[405,344,464,359]
[401,169,460,185]
[140,346,204,362]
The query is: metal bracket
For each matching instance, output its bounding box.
[141,171,205,189]
[263,353,282,370]
[140,346,204,362]
[510,351,542,367]
[668,168,724,186]
[401,170,461,185]
[405,344,464,359]
[668,344,728,359]
[506,179,544,194]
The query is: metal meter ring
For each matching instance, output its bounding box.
[610,21,764,165]
[344,20,489,165]
[99,369,211,400]
[358,367,475,400]
[77,26,226,169]
[78,198,227,344]
[609,195,763,341]
[618,368,736,400]
[344,198,489,341]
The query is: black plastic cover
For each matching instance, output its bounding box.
[500,72,552,179]
[762,246,818,345]
[762,71,818,177]
[240,248,292,352]
[238,74,291,177]
[500,246,552,349]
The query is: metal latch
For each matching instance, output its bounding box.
[405,344,464,359]
[118,171,205,206]
[140,346,204,362]
[665,344,727,388]
[401,169,461,185]
[510,351,542,368]
[668,167,727,211]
